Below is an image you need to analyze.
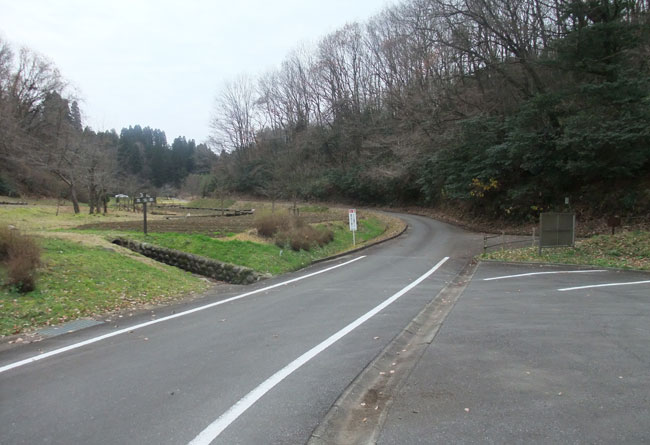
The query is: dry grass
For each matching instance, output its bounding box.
[0,201,151,232]
[255,212,292,237]
[0,227,42,292]
[232,230,270,244]
[279,225,335,251]
[482,230,650,270]
[255,211,335,252]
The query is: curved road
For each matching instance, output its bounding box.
[0,214,480,444]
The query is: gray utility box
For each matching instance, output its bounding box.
[539,212,575,254]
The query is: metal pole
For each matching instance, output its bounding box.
[532,227,536,247]
[538,216,543,256]
[143,201,148,235]
[501,231,505,252]
[483,234,487,254]
[572,213,576,247]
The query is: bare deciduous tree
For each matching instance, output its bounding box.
[210,75,259,153]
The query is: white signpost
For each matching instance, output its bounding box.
[349,209,357,245]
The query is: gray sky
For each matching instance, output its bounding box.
[0,0,391,144]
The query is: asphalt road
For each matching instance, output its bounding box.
[378,263,650,444]
[0,214,481,444]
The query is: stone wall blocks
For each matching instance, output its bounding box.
[111,237,265,285]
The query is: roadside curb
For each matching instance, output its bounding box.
[308,259,478,445]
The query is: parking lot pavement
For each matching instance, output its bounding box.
[378,262,650,444]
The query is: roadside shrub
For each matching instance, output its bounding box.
[286,226,335,252]
[0,227,42,292]
[255,212,292,238]
[274,231,290,248]
[316,228,335,247]
[256,212,334,252]
[289,231,312,251]
[292,216,306,229]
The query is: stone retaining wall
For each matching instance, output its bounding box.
[112,237,268,285]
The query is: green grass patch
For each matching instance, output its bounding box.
[213,231,236,238]
[126,217,387,275]
[156,197,188,205]
[0,238,209,336]
[299,205,329,213]
[187,198,236,209]
[0,200,143,232]
[482,231,650,270]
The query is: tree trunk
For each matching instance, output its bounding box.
[70,185,80,214]
[88,184,97,214]
[102,190,108,214]
[52,170,80,214]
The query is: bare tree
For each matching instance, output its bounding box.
[83,130,116,214]
[0,41,85,206]
[210,75,259,152]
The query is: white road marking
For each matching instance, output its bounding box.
[483,270,607,281]
[0,256,366,375]
[187,256,450,445]
[558,280,650,292]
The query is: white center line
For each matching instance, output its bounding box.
[187,256,450,445]
[483,270,607,281]
[0,256,366,375]
[558,280,650,292]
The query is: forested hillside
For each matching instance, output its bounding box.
[0,41,216,211]
[1,0,649,221]
[208,0,650,220]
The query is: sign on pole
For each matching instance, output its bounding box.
[349,209,357,245]
[136,194,156,235]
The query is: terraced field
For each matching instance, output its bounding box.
[76,207,349,235]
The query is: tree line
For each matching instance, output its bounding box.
[0,38,216,212]
[209,0,650,220]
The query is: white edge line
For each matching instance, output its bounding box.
[558,280,650,292]
[188,256,450,445]
[0,256,366,375]
[483,270,607,281]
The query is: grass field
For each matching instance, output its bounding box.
[1,197,403,337]
[123,217,387,275]
[0,237,209,336]
[482,231,650,271]
[185,197,236,208]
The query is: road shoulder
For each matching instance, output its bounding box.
[308,260,478,444]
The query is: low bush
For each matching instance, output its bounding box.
[315,227,335,246]
[256,212,335,252]
[0,227,42,292]
[274,231,290,248]
[277,225,335,252]
[289,233,311,252]
[255,212,293,237]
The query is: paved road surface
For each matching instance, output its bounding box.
[378,263,650,444]
[0,214,480,444]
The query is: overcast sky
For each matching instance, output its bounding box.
[0,0,391,144]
